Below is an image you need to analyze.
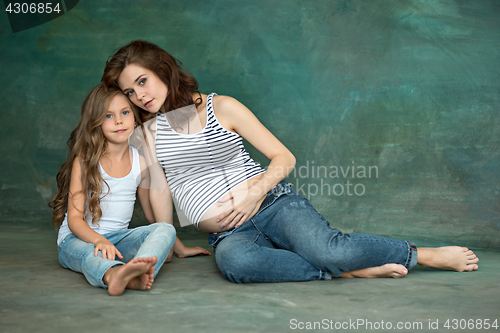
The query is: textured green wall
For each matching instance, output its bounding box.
[1,0,499,248]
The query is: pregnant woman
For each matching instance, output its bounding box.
[102,40,478,283]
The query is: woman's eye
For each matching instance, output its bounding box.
[127,90,134,96]
[139,78,146,85]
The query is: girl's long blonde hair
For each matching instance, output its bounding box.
[48,84,141,227]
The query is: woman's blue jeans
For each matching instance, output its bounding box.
[58,223,176,288]
[208,181,418,283]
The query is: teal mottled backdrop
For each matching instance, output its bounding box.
[0,0,499,248]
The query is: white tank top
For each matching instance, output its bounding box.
[57,147,141,245]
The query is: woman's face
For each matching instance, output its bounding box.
[118,63,169,113]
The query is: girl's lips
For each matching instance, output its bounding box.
[114,129,126,134]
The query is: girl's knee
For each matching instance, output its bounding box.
[150,222,176,237]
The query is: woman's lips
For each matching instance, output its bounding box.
[144,99,153,108]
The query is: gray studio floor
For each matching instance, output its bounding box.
[1,229,499,333]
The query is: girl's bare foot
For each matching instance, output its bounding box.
[126,265,155,291]
[104,256,158,296]
[340,264,408,278]
[417,246,479,272]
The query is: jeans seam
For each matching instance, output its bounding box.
[251,219,271,244]
[251,233,260,244]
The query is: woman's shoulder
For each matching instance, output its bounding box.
[211,94,251,119]
[211,94,242,111]
[210,94,256,133]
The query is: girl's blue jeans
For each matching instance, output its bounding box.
[208,181,418,283]
[58,222,176,288]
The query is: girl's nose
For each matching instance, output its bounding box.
[115,116,123,124]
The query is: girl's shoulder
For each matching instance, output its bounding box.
[71,155,83,173]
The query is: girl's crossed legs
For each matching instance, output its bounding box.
[59,222,175,294]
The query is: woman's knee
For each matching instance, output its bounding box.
[214,243,256,280]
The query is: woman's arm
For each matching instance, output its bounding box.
[139,183,210,260]
[213,96,296,229]
[137,155,157,224]
[67,157,123,260]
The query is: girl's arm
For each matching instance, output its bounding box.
[214,96,296,229]
[66,157,123,260]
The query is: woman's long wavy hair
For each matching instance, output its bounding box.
[48,84,141,227]
[101,40,202,124]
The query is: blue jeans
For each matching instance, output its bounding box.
[208,181,418,283]
[58,223,176,288]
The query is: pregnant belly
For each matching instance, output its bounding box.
[197,174,266,233]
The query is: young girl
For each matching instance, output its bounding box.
[102,40,479,283]
[49,84,209,295]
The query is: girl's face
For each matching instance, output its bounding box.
[101,94,136,145]
[117,63,169,114]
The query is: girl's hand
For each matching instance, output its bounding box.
[175,246,212,258]
[94,239,123,260]
[217,189,262,230]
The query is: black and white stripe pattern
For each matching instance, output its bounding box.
[155,93,265,227]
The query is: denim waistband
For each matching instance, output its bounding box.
[259,180,293,210]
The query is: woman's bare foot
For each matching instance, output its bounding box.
[104,257,158,296]
[340,264,408,278]
[417,246,479,272]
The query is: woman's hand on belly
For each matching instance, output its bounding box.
[215,186,264,230]
[198,185,265,233]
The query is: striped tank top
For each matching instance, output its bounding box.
[155,93,265,228]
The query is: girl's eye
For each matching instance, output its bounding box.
[122,110,130,116]
[105,114,113,119]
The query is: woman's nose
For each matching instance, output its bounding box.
[136,87,146,100]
